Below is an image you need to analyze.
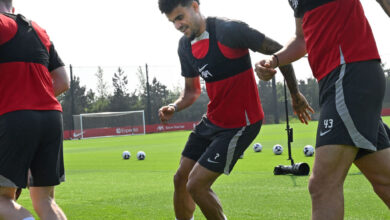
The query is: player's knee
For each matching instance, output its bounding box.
[308,175,328,197]
[32,196,55,213]
[0,187,16,200]
[365,170,390,194]
[309,174,343,199]
[372,181,390,197]
[33,200,64,220]
[186,178,199,197]
[32,201,44,215]
[308,176,318,196]
[173,171,188,189]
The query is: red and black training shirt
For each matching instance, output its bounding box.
[0,13,64,116]
[178,17,265,129]
[289,0,381,80]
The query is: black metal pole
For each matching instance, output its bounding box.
[70,64,75,138]
[272,76,279,124]
[283,79,294,165]
[274,80,310,175]
[145,63,152,125]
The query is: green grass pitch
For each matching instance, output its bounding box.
[18,117,390,219]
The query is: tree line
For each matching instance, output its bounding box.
[58,64,390,130]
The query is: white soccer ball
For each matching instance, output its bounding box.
[303,145,315,157]
[253,143,262,152]
[239,152,244,159]
[273,144,283,155]
[122,151,131,160]
[137,151,146,160]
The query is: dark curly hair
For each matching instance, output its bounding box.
[0,0,12,8]
[158,0,199,14]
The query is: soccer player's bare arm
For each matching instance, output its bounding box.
[377,0,390,17]
[280,19,314,124]
[254,19,305,83]
[50,66,70,97]
[257,37,299,100]
[257,36,283,56]
[274,18,307,66]
[256,27,313,124]
[158,76,201,123]
[174,76,201,111]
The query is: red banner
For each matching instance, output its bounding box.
[64,121,198,139]
[145,122,197,133]
[382,108,390,116]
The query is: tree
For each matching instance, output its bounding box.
[258,80,275,123]
[89,67,110,112]
[112,67,128,96]
[89,97,110,113]
[59,76,92,130]
[135,66,209,124]
[272,77,279,123]
[109,67,131,111]
[95,66,109,99]
[85,89,96,112]
[173,85,209,123]
[275,81,293,121]
[299,78,319,114]
[135,66,146,94]
[139,77,170,124]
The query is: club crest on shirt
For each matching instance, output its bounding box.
[289,0,299,9]
[198,64,213,79]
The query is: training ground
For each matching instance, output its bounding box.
[18,117,390,219]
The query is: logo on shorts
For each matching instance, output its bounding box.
[207,153,220,164]
[320,119,334,136]
[320,129,332,136]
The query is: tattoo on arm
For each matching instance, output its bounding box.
[279,64,299,96]
[258,36,299,96]
[258,36,283,55]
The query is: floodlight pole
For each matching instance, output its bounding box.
[70,64,75,139]
[283,79,295,166]
[145,63,152,125]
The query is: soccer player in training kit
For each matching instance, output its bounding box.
[255,0,390,219]
[0,0,69,219]
[158,0,313,219]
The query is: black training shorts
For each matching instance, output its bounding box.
[0,110,65,188]
[316,60,390,159]
[182,116,262,174]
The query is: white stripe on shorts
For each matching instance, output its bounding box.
[335,47,376,151]
[224,126,246,174]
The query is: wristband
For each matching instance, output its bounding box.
[168,103,178,112]
[272,54,280,68]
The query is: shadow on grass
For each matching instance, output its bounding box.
[348,171,363,176]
